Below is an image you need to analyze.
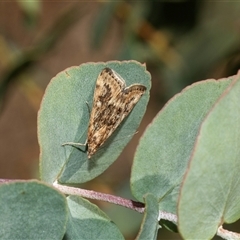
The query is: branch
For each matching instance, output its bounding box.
[217,225,240,240]
[1,178,239,239]
[53,181,145,213]
[53,181,177,223]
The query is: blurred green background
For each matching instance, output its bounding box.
[0,1,239,239]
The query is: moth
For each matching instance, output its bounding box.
[62,67,146,159]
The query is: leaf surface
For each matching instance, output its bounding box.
[0,181,67,240]
[66,196,124,239]
[39,61,151,184]
[179,75,240,239]
[131,76,234,215]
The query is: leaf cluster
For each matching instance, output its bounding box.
[1,61,240,239]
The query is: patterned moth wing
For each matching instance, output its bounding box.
[87,67,146,158]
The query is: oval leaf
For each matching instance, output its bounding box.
[39,61,151,184]
[131,76,234,214]
[66,196,124,239]
[0,181,67,240]
[178,75,240,239]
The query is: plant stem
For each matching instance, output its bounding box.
[53,181,145,213]
[53,181,178,223]
[217,226,240,240]
[1,178,239,239]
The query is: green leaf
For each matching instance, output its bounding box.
[66,196,124,239]
[136,194,159,240]
[0,180,67,240]
[178,76,240,239]
[38,61,151,184]
[131,76,234,214]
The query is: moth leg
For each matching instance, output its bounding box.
[62,139,87,147]
[62,140,87,152]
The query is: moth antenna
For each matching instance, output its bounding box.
[85,101,91,117]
